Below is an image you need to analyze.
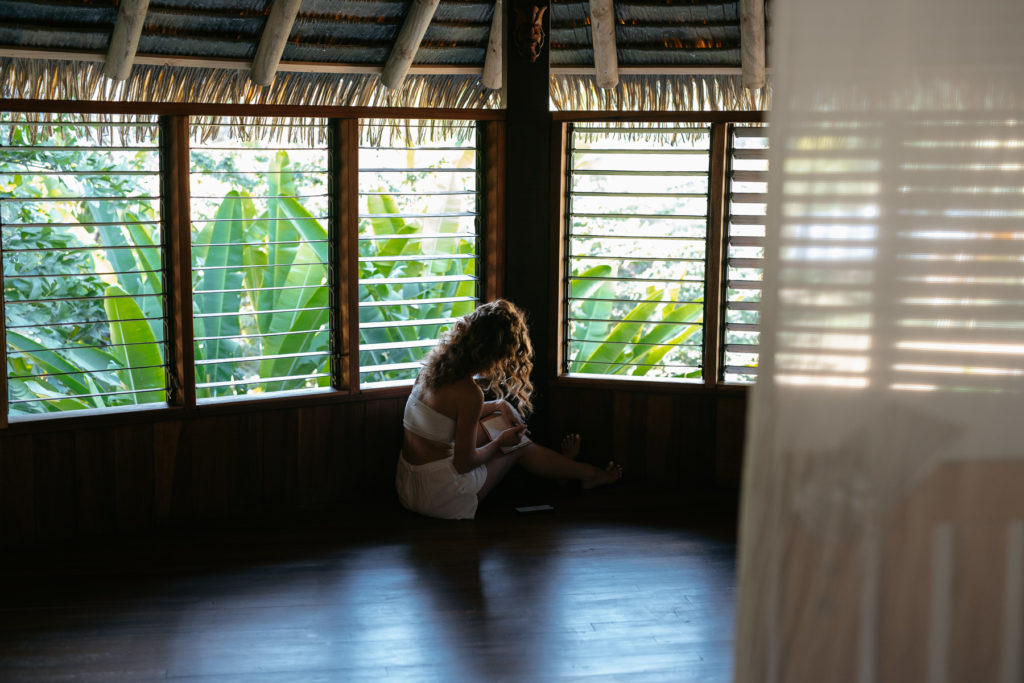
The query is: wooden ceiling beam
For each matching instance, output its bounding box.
[588,0,618,89]
[482,0,503,90]
[381,0,442,90]
[251,0,304,87]
[739,0,765,89]
[103,0,150,81]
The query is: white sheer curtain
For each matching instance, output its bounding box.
[735,1,1024,682]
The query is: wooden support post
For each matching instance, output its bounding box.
[330,119,361,392]
[103,0,150,81]
[381,0,442,90]
[588,0,619,89]
[548,120,568,376]
[504,0,554,424]
[480,120,506,301]
[160,115,196,410]
[482,0,504,90]
[740,0,765,89]
[250,0,303,87]
[331,119,362,392]
[704,122,730,385]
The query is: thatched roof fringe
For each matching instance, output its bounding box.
[551,73,771,113]
[0,57,498,146]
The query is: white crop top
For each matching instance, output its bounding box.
[403,390,457,444]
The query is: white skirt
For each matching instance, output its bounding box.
[395,453,488,520]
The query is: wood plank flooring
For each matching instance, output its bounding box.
[0,489,737,681]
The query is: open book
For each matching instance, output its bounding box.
[480,411,531,452]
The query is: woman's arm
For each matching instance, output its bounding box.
[452,380,525,474]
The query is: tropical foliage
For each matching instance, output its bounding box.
[2,117,718,417]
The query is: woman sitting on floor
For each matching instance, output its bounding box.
[396,299,623,520]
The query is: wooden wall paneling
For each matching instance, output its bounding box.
[545,385,575,440]
[114,423,156,533]
[669,394,704,491]
[644,394,673,490]
[577,389,614,472]
[703,123,729,385]
[626,391,650,485]
[692,394,719,489]
[260,408,299,512]
[715,393,747,486]
[73,428,118,537]
[232,412,265,517]
[160,115,196,409]
[480,119,506,301]
[363,398,402,503]
[296,404,333,509]
[0,435,35,544]
[153,420,185,524]
[341,399,367,502]
[611,391,632,477]
[32,431,77,540]
[189,415,235,522]
[379,398,405,498]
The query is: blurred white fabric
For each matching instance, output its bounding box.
[734,0,1024,681]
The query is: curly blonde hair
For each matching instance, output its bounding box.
[417,299,534,416]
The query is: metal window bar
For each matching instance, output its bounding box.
[356,120,481,388]
[563,122,713,381]
[723,124,769,384]
[10,386,166,405]
[188,117,331,400]
[1,113,169,417]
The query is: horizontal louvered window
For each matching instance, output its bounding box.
[1,113,167,414]
[357,120,479,388]
[189,118,331,399]
[723,124,768,383]
[563,123,708,381]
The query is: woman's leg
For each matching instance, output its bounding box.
[477,452,520,500]
[476,429,622,502]
[476,422,519,501]
[515,442,622,489]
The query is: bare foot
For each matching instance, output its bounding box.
[561,433,582,460]
[582,461,623,490]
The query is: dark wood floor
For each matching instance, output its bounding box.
[0,488,738,681]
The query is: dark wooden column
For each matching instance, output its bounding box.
[503,0,555,424]
[330,118,361,393]
[161,115,196,410]
[480,120,506,302]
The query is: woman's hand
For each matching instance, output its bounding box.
[496,423,528,449]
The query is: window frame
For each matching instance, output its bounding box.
[550,111,767,392]
[0,102,504,427]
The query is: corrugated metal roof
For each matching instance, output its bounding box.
[0,0,763,69]
[0,0,769,112]
[0,0,496,65]
[551,0,744,67]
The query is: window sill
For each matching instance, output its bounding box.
[2,385,416,435]
[551,374,752,395]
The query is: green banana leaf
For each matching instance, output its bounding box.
[104,285,166,404]
[192,189,253,391]
[575,293,666,373]
[6,330,102,397]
